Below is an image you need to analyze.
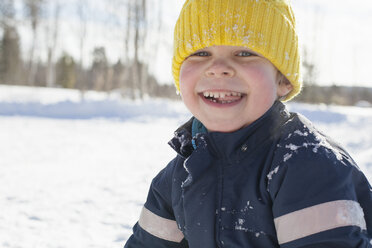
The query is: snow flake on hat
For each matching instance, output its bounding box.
[285,51,290,60]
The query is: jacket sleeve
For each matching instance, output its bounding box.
[268,145,372,248]
[124,157,189,248]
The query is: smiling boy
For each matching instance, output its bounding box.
[179,45,292,132]
[124,0,372,247]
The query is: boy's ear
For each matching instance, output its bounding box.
[277,74,293,97]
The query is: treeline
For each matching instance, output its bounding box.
[0,0,179,99]
[0,42,178,99]
[299,47,372,106]
[296,84,372,106]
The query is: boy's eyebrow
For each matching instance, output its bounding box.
[238,47,263,56]
[236,49,258,55]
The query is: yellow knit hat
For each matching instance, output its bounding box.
[172,0,302,101]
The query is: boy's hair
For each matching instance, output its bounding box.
[172,0,302,101]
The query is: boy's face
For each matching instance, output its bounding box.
[179,45,292,132]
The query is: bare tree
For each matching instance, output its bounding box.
[90,47,109,91]
[0,26,22,85]
[0,0,16,28]
[0,0,22,85]
[302,47,316,86]
[56,52,76,88]
[122,0,131,94]
[76,0,87,68]
[129,0,148,98]
[45,0,61,87]
[297,47,318,103]
[107,0,149,98]
[24,0,43,86]
[73,0,88,98]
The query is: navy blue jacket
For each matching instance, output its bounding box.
[125,101,372,248]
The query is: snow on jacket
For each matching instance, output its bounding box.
[124,101,372,248]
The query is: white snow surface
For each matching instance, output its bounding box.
[0,85,371,247]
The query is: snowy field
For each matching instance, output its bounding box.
[0,85,371,248]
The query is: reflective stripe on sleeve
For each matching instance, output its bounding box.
[138,207,184,243]
[274,200,367,245]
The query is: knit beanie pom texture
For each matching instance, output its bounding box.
[172,0,302,101]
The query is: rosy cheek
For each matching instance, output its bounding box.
[180,64,195,82]
[179,76,193,98]
[250,66,270,81]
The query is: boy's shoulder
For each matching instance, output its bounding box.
[274,111,358,170]
[268,112,371,220]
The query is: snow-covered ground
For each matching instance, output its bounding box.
[0,85,371,248]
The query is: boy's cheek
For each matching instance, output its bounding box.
[180,65,196,86]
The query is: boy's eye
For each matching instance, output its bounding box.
[191,51,210,57]
[237,51,254,57]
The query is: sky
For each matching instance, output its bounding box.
[290,0,372,86]
[14,0,372,88]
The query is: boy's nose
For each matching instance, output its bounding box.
[205,61,235,78]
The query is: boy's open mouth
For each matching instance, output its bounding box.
[200,91,245,104]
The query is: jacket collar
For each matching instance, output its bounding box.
[168,101,291,159]
[168,117,194,158]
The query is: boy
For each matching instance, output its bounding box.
[124,0,372,247]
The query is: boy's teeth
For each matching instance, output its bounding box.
[203,91,242,98]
